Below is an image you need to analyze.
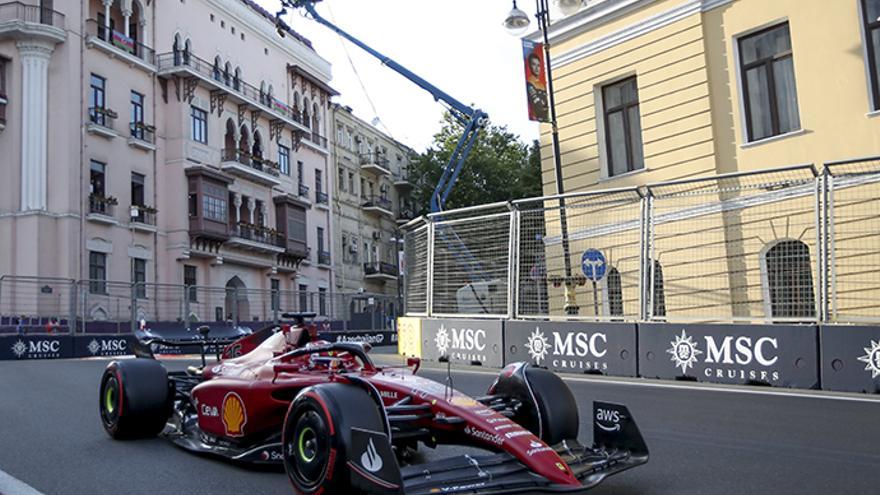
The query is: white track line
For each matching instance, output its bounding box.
[415,365,880,404]
[0,468,44,495]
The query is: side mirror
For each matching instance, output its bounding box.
[406,357,421,375]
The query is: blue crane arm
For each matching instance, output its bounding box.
[282,0,488,212]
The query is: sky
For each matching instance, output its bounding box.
[255,0,543,152]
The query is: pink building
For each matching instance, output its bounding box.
[0,0,336,321]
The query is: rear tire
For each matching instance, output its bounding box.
[99,359,173,439]
[282,383,386,495]
[489,363,579,445]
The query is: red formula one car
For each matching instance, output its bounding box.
[98,313,648,494]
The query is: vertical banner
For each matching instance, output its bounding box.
[397,317,422,358]
[522,39,550,123]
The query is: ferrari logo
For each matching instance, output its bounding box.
[222,392,247,437]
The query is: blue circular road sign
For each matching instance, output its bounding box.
[581,249,607,282]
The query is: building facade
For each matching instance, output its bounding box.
[521,0,880,321]
[329,103,414,310]
[0,0,336,322]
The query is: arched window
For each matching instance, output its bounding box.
[233,67,241,91]
[239,125,250,154]
[764,240,816,319]
[224,119,236,156]
[173,34,181,65]
[651,260,666,318]
[607,267,623,316]
[213,56,222,81]
[267,84,274,104]
[302,100,311,129]
[259,82,267,105]
[224,62,232,86]
[184,39,192,65]
[252,131,263,165]
[312,102,320,133]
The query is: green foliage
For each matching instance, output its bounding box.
[409,114,543,214]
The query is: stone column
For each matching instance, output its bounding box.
[122,8,132,38]
[17,41,54,211]
[247,197,256,224]
[233,193,242,224]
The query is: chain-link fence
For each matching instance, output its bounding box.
[402,158,880,324]
[0,276,76,334]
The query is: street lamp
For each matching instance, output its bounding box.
[504,0,584,315]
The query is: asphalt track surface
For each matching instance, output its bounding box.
[0,354,878,495]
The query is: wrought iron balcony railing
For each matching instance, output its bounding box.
[0,2,65,28]
[89,195,117,216]
[85,19,155,65]
[318,250,331,266]
[89,107,117,129]
[221,148,280,177]
[316,191,328,205]
[130,122,155,144]
[231,222,285,248]
[362,195,393,211]
[364,261,399,277]
[130,205,156,225]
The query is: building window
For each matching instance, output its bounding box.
[862,0,880,109]
[342,234,349,263]
[191,106,208,144]
[131,172,145,208]
[318,287,327,316]
[90,161,108,214]
[271,279,280,312]
[89,251,107,294]
[607,267,623,317]
[202,183,227,222]
[184,265,198,302]
[298,284,309,311]
[338,167,346,192]
[132,258,147,298]
[0,58,7,127]
[315,169,323,195]
[349,172,356,195]
[279,145,290,175]
[287,206,307,242]
[651,260,666,318]
[764,240,816,319]
[297,160,304,186]
[602,76,644,177]
[89,74,107,126]
[317,226,325,254]
[130,91,145,139]
[739,23,800,142]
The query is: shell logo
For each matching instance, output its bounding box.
[222,392,247,437]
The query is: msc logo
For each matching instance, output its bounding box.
[11,339,61,358]
[526,327,607,365]
[434,325,486,356]
[667,330,781,381]
[857,340,880,379]
[87,338,128,356]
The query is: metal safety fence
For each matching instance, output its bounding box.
[0,276,401,335]
[402,157,880,324]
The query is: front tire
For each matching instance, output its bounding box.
[99,359,173,439]
[282,383,387,495]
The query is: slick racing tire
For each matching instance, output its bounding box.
[489,363,579,445]
[282,383,387,495]
[99,359,173,439]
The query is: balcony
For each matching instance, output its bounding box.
[396,207,416,225]
[0,93,6,130]
[87,107,118,139]
[317,250,331,267]
[394,171,414,191]
[302,131,328,153]
[130,205,157,232]
[87,195,117,224]
[84,20,155,73]
[156,52,310,133]
[360,154,391,177]
[315,191,329,208]
[0,2,66,43]
[362,195,394,218]
[364,261,399,281]
[227,222,285,254]
[220,148,282,187]
[128,122,156,151]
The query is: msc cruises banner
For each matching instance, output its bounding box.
[638,323,820,389]
[820,325,880,393]
[504,321,637,377]
[0,335,74,360]
[421,319,504,368]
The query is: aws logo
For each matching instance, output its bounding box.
[222,392,247,437]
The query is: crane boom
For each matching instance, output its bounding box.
[280,0,488,213]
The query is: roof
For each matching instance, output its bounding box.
[238,0,314,51]
[288,64,340,96]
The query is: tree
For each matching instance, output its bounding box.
[409,114,543,215]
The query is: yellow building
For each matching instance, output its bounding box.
[524,0,880,323]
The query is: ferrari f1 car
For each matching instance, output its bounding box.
[98,313,648,494]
